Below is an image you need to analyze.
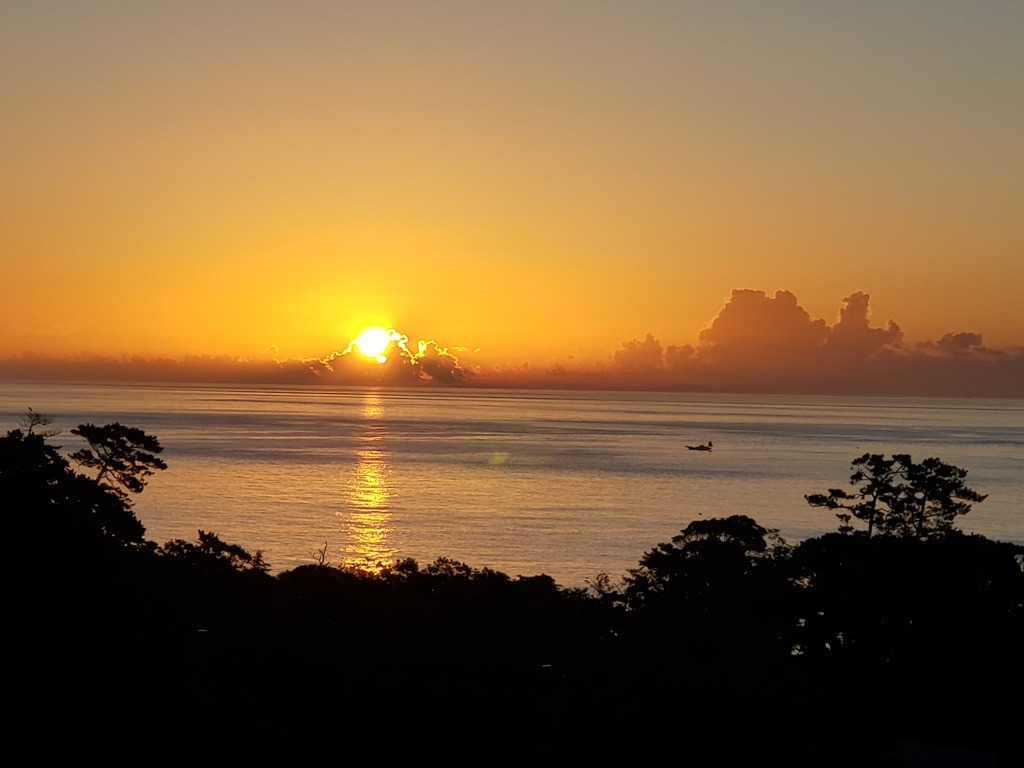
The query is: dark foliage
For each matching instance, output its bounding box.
[160,529,269,573]
[624,514,790,607]
[0,427,147,551]
[4,416,1021,763]
[621,516,794,659]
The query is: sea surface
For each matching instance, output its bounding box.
[3,382,1022,587]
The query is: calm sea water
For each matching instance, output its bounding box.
[2,382,1022,586]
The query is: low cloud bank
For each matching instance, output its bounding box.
[594,290,1021,397]
[2,290,1021,398]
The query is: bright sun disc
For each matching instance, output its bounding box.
[353,326,392,362]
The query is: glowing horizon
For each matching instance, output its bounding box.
[3,288,1020,399]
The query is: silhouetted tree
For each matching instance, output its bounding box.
[621,515,795,664]
[805,453,986,538]
[19,408,60,437]
[790,531,1023,660]
[624,515,790,610]
[0,427,147,548]
[70,422,167,498]
[160,530,269,573]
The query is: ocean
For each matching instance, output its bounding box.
[2,382,1022,587]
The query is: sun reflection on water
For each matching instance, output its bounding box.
[339,394,396,574]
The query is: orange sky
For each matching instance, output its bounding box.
[2,2,1023,393]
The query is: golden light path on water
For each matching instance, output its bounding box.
[339,392,396,573]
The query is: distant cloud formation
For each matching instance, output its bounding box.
[2,290,1021,397]
[602,289,1020,396]
[697,289,830,367]
[613,333,664,372]
[694,289,902,366]
[611,289,902,373]
[827,291,902,354]
[935,332,985,353]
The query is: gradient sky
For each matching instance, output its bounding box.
[3,1,1023,375]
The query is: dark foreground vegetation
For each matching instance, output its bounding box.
[3,412,1021,764]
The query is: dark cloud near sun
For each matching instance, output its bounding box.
[309,330,471,386]
[404,340,468,384]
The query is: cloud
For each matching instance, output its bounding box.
[597,289,1022,396]
[411,340,468,384]
[614,333,664,372]
[696,289,829,368]
[611,334,697,379]
[691,289,902,374]
[309,329,472,385]
[665,343,695,370]
[826,292,902,354]
[936,331,985,353]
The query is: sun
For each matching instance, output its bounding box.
[353,326,392,363]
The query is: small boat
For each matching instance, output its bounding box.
[686,441,713,452]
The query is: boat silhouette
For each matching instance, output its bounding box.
[686,441,713,452]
